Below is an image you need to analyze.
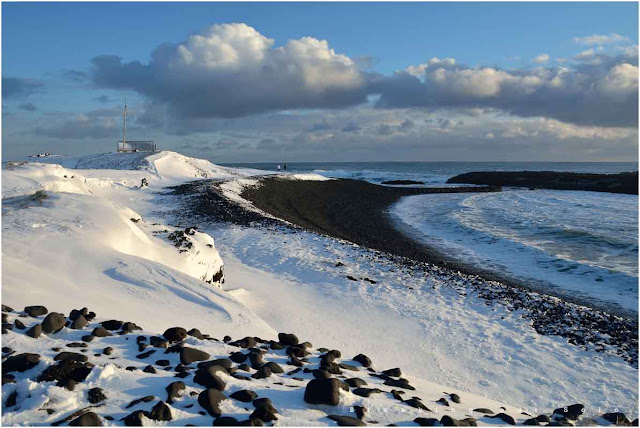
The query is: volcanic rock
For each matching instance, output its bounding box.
[198,388,227,417]
[163,327,187,342]
[42,312,66,333]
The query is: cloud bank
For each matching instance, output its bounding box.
[375,52,638,127]
[88,24,638,128]
[91,23,368,118]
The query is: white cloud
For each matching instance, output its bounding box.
[573,33,630,46]
[574,49,596,61]
[533,53,550,64]
[92,23,367,118]
[378,52,638,127]
[598,63,639,100]
[406,57,456,78]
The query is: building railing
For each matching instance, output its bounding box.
[117,141,157,153]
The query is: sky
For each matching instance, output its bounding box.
[2,2,639,162]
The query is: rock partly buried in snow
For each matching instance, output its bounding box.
[304,378,347,406]
[230,352,247,363]
[24,305,48,317]
[249,351,264,368]
[602,412,631,425]
[414,417,439,426]
[26,324,43,338]
[198,358,233,371]
[346,378,367,388]
[383,377,415,390]
[125,395,155,409]
[553,404,585,421]
[230,336,257,349]
[100,320,123,331]
[473,408,494,414]
[166,381,186,404]
[70,315,89,330]
[136,350,156,359]
[150,336,168,348]
[230,390,258,402]
[252,365,272,379]
[437,397,450,406]
[440,415,478,426]
[149,401,172,421]
[88,387,107,404]
[194,366,227,391]
[251,397,278,422]
[450,393,461,404]
[42,312,67,333]
[404,398,431,411]
[382,367,402,377]
[187,328,205,340]
[198,388,227,417]
[278,332,299,346]
[38,358,93,390]
[488,413,516,425]
[352,387,382,398]
[180,347,210,365]
[69,412,102,426]
[122,410,150,426]
[262,361,284,374]
[54,351,88,363]
[163,327,188,342]
[91,327,112,337]
[212,416,240,426]
[353,354,372,368]
[3,353,40,372]
[328,415,367,426]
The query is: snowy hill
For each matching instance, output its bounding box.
[2,153,260,334]
[2,151,637,426]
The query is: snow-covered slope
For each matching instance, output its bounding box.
[1,153,258,335]
[30,151,268,182]
[2,151,637,426]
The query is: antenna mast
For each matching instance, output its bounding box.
[121,100,127,147]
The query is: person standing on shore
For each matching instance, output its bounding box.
[283,163,287,172]
[277,164,281,172]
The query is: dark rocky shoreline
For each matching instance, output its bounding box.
[167,178,638,368]
[447,171,638,195]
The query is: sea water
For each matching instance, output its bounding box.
[221,161,638,313]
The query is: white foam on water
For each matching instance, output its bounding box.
[390,189,638,313]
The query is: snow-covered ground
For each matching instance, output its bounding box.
[2,151,638,425]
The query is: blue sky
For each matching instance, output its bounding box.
[2,2,639,161]
[4,2,637,76]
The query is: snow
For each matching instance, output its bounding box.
[2,153,264,337]
[210,224,638,415]
[2,150,638,425]
[1,310,541,427]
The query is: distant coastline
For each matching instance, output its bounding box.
[447,171,639,195]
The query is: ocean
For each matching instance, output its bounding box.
[221,161,639,314]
